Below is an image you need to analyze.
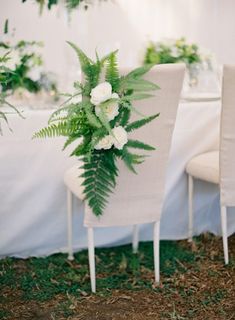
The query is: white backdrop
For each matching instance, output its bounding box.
[1,0,235,88]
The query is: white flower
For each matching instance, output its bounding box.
[90,82,112,106]
[27,67,42,82]
[95,92,119,121]
[112,126,128,150]
[95,135,113,150]
[171,46,180,58]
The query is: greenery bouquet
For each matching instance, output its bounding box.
[0,51,23,134]
[144,38,202,66]
[34,43,159,216]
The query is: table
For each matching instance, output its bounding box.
[0,101,234,258]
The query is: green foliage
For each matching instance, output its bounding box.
[81,151,118,216]
[0,23,58,96]
[34,43,159,216]
[32,122,70,139]
[117,146,146,173]
[125,113,160,132]
[0,52,24,134]
[105,51,120,92]
[144,38,203,66]
[126,139,155,151]
[22,0,108,14]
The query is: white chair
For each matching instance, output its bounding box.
[64,64,185,292]
[186,65,235,264]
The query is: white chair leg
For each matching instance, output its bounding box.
[221,206,229,264]
[67,189,74,261]
[188,175,194,242]
[153,221,160,283]
[132,224,139,253]
[88,227,96,293]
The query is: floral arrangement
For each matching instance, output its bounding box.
[0,40,58,97]
[0,23,58,97]
[144,38,202,66]
[33,43,159,216]
[0,52,23,134]
[22,0,108,13]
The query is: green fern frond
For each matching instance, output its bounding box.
[96,107,112,135]
[125,64,155,79]
[67,41,94,72]
[90,127,107,149]
[122,93,154,101]
[70,140,89,157]
[125,113,160,132]
[126,139,155,151]
[84,102,102,128]
[121,78,159,92]
[67,41,101,94]
[105,51,120,92]
[100,49,119,66]
[118,147,146,173]
[32,122,69,139]
[49,104,77,124]
[119,108,131,127]
[81,151,118,216]
[63,135,78,150]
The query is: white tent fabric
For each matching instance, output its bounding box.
[0,100,235,258]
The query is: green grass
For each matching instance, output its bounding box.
[0,240,195,302]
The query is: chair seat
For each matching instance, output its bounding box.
[186,151,219,184]
[64,165,85,201]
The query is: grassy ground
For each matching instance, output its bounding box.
[0,234,234,320]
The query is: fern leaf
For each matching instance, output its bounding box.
[84,102,102,128]
[125,64,155,79]
[126,139,155,151]
[125,113,159,132]
[118,147,144,173]
[70,141,88,157]
[67,41,94,72]
[90,128,107,149]
[32,122,69,139]
[119,108,131,127]
[100,49,118,66]
[123,93,154,101]
[63,135,79,150]
[81,150,118,216]
[96,107,112,135]
[105,51,120,92]
[121,78,159,91]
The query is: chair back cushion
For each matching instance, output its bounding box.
[84,64,185,227]
[220,65,235,206]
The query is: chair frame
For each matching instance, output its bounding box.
[187,174,229,264]
[66,189,160,292]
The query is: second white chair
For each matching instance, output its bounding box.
[186,65,235,264]
[64,64,185,292]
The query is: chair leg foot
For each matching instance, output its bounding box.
[132,225,139,253]
[88,227,96,293]
[221,206,229,264]
[153,221,160,283]
[188,175,194,242]
[67,189,74,261]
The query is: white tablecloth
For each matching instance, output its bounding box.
[0,101,235,258]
